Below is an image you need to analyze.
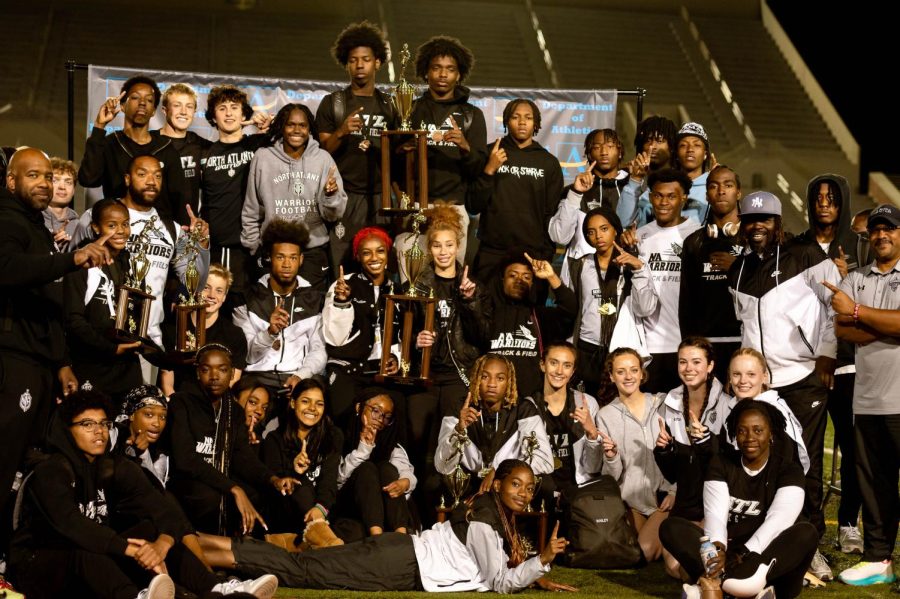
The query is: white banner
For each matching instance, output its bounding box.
[86,64,617,184]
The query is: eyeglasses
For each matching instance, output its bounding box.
[364,403,394,425]
[71,419,113,432]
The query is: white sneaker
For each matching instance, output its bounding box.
[212,574,278,599]
[681,583,700,599]
[808,549,833,581]
[136,573,175,599]
[839,559,896,586]
[753,586,775,599]
[838,525,864,554]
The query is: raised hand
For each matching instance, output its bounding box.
[268,296,290,336]
[334,265,351,302]
[339,107,365,137]
[571,404,599,440]
[573,161,596,193]
[655,415,673,449]
[324,165,339,196]
[629,151,650,181]
[293,438,311,475]
[524,252,557,282]
[244,111,274,133]
[687,410,708,441]
[442,116,470,153]
[247,414,260,445]
[484,138,507,175]
[360,411,378,446]
[95,91,125,128]
[709,152,719,171]
[74,230,114,269]
[834,245,849,279]
[612,241,643,270]
[127,426,153,452]
[456,392,480,433]
[184,205,210,249]
[821,280,854,316]
[598,429,618,459]
[459,264,476,299]
[619,224,639,252]
[539,521,569,565]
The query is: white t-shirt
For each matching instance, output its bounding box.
[636,218,701,353]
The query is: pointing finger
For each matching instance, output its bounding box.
[586,160,597,173]
[97,229,116,245]
[523,252,535,266]
[301,437,308,454]
[450,115,460,131]
[462,264,469,281]
[328,165,336,178]
[339,265,344,279]
[551,521,560,538]
[839,245,846,259]
[185,204,197,222]
[492,138,501,152]
[821,280,840,293]
[352,106,364,117]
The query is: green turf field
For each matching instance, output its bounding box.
[275,419,897,597]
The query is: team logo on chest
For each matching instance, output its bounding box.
[19,389,32,413]
[293,179,304,196]
[228,168,236,178]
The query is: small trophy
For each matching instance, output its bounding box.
[170,223,207,362]
[377,210,436,385]
[521,431,543,513]
[443,431,472,508]
[115,217,157,344]
[380,43,430,215]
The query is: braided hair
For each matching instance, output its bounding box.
[468,354,518,410]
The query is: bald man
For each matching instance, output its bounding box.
[0,147,112,554]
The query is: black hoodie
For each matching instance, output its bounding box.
[11,413,185,560]
[792,173,858,368]
[467,137,564,259]
[168,383,275,495]
[410,85,487,204]
[78,127,185,222]
[0,187,78,367]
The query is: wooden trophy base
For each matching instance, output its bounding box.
[380,130,429,215]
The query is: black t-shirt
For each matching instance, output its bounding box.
[160,131,212,222]
[707,454,805,547]
[200,134,266,247]
[431,274,457,371]
[544,407,575,488]
[315,92,391,195]
[163,314,249,391]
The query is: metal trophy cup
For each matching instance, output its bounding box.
[115,217,157,345]
[377,210,436,385]
[521,431,543,513]
[381,43,430,214]
[170,223,207,362]
[443,431,472,508]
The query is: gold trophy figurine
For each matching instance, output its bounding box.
[171,222,207,358]
[127,216,157,292]
[116,217,159,344]
[178,221,205,307]
[392,43,416,132]
[404,210,429,296]
[444,431,472,508]
[521,431,543,512]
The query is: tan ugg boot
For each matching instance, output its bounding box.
[264,532,303,553]
[302,518,344,549]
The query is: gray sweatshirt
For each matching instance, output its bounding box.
[597,392,674,516]
[241,139,347,252]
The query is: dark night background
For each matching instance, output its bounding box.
[769,1,897,188]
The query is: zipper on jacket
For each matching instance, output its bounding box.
[797,326,814,354]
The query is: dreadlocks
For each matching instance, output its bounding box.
[468,353,518,409]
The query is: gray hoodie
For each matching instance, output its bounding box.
[241,139,347,252]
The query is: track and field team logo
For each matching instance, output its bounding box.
[19,389,32,413]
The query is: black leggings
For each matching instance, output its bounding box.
[268,481,318,535]
[233,532,420,591]
[660,517,818,598]
[338,461,412,531]
[11,520,218,599]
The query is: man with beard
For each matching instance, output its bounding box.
[729,191,840,579]
[828,205,900,586]
[0,148,112,571]
[465,252,577,397]
[233,219,326,397]
[549,128,631,285]
[618,115,677,228]
[679,165,743,382]
[316,21,397,268]
[78,76,185,221]
[73,155,211,348]
[409,35,488,260]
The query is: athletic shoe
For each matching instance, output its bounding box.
[839,560,896,586]
[753,586,775,599]
[212,574,279,598]
[681,583,700,599]
[136,573,175,599]
[838,525,864,554]
[808,549,833,581]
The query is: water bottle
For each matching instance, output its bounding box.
[699,536,720,578]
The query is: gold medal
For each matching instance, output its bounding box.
[553,456,562,470]
[598,302,617,316]
[272,339,281,351]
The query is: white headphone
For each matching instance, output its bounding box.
[707,220,740,238]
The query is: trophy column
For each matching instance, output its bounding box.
[380,130,430,215]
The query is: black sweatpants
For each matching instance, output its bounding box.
[777,370,829,537]
[645,351,680,394]
[0,353,54,553]
[233,532,420,591]
[660,517,818,598]
[268,481,317,535]
[169,477,262,536]
[828,373,862,527]
[574,339,609,399]
[855,413,900,562]
[10,520,218,599]
[298,244,332,297]
[328,191,377,272]
[337,461,411,531]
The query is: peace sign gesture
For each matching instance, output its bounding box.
[573,161,596,193]
[324,165,339,196]
[539,521,569,565]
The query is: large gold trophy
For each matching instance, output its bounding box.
[444,431,472,508]
[380,43,430,214]
[168,222,207,362]
[115,217,157,345]
[377,209,436,385]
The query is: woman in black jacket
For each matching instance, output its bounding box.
[64,198,142,402]
[261,378,343,550]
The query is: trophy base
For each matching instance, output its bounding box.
[374,374,433,387]
[378,207,421,216]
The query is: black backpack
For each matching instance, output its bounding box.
[564,475,642,569]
